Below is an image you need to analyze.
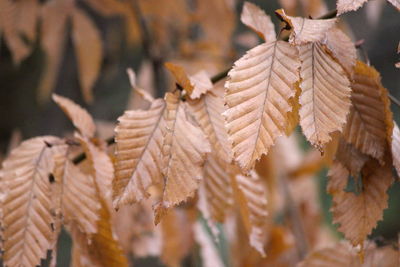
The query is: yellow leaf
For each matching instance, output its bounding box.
[298,43,351,149]
[71,7,103,103]
[342,61,393,163]
[224,40,300,171]
[328,159,393,247]
[52,94,96,138]
[241,2,276,42]
[1,136,65,267]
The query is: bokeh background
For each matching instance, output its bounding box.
[0,0,399,266]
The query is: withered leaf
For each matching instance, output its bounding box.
[241,1,276,42]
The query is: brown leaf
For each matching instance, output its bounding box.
[224,40,300,171]
[387,0,400,10]
[39,0,70,103]
[298,43,351,149]
[113,97,166,207]
[53,152,100,235]
[1,136,65,267]
[165,62,194,95]
[0,0,31,64]
[71,7,103,103]
[231,171,269,256]
[322,26,357,77]
[298,241,360,267]
[392,123,400,177]
[15,0,39,42]
[156,92,211,223]
[241,2,276,41]
[188,71,213,99]
[276,9,337,45]
[342,61,393,163]
[328,159,393,247]
[52,94,96,138]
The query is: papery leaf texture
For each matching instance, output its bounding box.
[342,60,393,163]
[52,94,96,138]
[298,43,351,149]
[1,136,64,267]
[241,1,276,41]
[225,40,300,171]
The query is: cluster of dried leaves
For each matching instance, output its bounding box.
[0,1,400,267]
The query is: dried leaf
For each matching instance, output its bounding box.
[114,91,210,222]
[342,61,393,163]
[328,159,392,247]
[156,92,211,222]
[392,123,400,177]
[53,152,100,234]
[335,139,369,176]
[224,41,300,171]
[337,0,369,15]
[322,27,356,77]
[165,62,194,94]
[113,97,166,207]
[189,71,213,99]
[276,9,337,45]
[387,0,400,10]
[298,43,351,149]
[232,171,268,256]
[71,7,103,103]
[127,68,155,103]
[0,0,31,64]
[298,241,360,267]
[241,2,276,42]
[1,136,64,267]
[39,0,70,103]
[52,94,96,138]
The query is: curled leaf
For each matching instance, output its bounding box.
[241,1,276,41]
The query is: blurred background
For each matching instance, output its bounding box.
[0,0,399,266]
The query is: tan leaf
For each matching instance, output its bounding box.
[231,171,268,256]
[188,71,213,99]
[52,94,96,138]
[276,9,337,45]
[392,123,400,177]
[224,41,300,171]
[69,202,128,267]
[53,152,100,234]
[342,61,393,163]
[322,27,356,77]
[328,159,392,247]
[113,98,166,208]
[298,241,360,267]
[1,136,65,267]
[188,84,232,160]
[114,91,210,221]
[39,0,70,103]
[77,135,114,202]
[71,8,103,103]
[335,138,369,176]
[337,0,369,15]
[298,43,351,149]
[15,0,39,42]
[156,91,211,222]
[0,0,31,64]
[126,68,155,103]
[165,62,194,95]
[201,153,234,222]
[241,1,276,42]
